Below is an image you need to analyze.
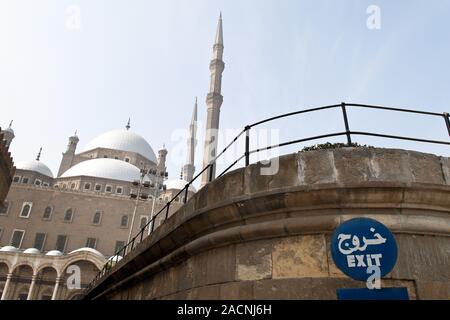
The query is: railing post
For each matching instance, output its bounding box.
[165,202,171,220]
[151,217,155,232]
[183,185,188,204]
[208,163,214,182]
[341,102,352,145]
[444,112,450,138]
[245,126,250,166]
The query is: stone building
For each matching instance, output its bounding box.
[0,13,225,300]
[0,125,15,212]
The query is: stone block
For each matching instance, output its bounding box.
[416,280,450,299]
[390,234,450,281]
[244,154,298,195]
[207,169,244,206]
[297,150,337,185]
[219,281,254,299]
[370,148,412,183]
[236,240,272,281]
[407,151,444,184]
[272,235,328,279]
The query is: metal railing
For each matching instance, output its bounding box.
[84,102,450,293]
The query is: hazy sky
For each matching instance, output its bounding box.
[1,0,449,182]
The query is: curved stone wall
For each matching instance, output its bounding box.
[84,147,450,300]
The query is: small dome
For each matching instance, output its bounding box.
[61,158,142,182]
[81,129,157,163]
[69,247,104,257]
[15,160,54,178]
[0,246,19,252]
[24,248,40,254]
[3,126,14,135]
[165,179,196,192]
[107,255,123,262]
[46,250,63,256]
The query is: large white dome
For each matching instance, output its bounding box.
[15,160,54,178]
[165,179,197,192]
[61,158,142,182]
[81,129,157,163]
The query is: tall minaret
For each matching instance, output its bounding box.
[1,121,15,148]
[182,98,198,182]
[200,13,225,187]
[57,131,79,177]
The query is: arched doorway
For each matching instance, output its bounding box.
[10,264,34,300]
[0,262,10,298]
[34,266,57,300]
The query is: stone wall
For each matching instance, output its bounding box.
[0,130,15,206]
[84,148,450,300]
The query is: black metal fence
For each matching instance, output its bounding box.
[84,102,450,293]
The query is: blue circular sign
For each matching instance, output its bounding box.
[331,217,397,281]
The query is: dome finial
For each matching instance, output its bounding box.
[126,118,131,130]
[8,120,13,128]
[74,129,78,136]
[36,147,42,161]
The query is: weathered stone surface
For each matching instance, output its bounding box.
[272,235,328,279]
[297,150,337,185]
[370,148,413,183]
[207,169,244,206]
[188,284,221,299]
[244,154,298,194]
[408,151,444,184]
[236,241,272,281]
[416,280,450,299]
[441,157,450,185]
[390,234,450,281]
[219,281,253,299]
[333,148,374,184]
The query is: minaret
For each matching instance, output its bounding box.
[182,98,198,182]
[36,147,42,161]
[57,131,79,177]
[1,121,15,148]
[157,145,168,175]
[200,13,225,187]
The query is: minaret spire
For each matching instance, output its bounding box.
[182,97,198,182]
[36,147,42,161]
[201,13,225,187]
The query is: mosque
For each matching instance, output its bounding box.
[0,14,225,300]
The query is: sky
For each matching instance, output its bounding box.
[1,0,449,184]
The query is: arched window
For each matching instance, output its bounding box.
[95,184,102,191]
[92,211,102,225]
[43,206,52,220]
[84,183,91,190]
[140,216,148,229]
[34,179,41,186]
[120,215,129,228]
[64,209,73,222]
[19,202,32,218]
[71,183,76,189]
[116,187,123,194]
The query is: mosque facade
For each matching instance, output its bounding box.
[0,14,225,300]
